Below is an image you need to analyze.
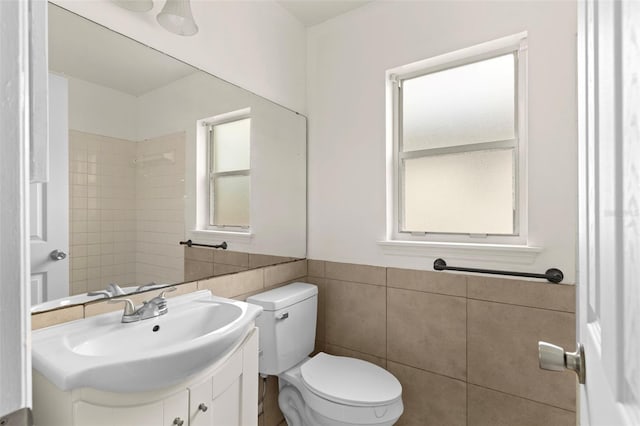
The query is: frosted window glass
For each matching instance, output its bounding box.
[212,118,250,173]
[212,175,250,227]
[402,54,515,152]
[403,149,514,234]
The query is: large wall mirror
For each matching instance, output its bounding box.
[32,4,306,313]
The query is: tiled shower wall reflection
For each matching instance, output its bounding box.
[135,133,185,285]
[69,130,184,294]
[69,130,137,294]
[307,260,577,426]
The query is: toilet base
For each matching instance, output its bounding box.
[279,384,398,426]
[276,357,403,426]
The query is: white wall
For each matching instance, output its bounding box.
[51,0,307,114]
[136,72,307,258]
[66,76,138,141]
[307,1,578,282]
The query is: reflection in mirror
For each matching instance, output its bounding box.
[32,4,306,313]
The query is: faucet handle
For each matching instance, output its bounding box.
[135,282,158,292]
[158,286,177,299]
[107,283,127,296]
[108,298,136,315]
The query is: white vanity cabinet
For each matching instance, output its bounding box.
[73,391,189,426]
[33,328,259,426]
[188,327,259,426]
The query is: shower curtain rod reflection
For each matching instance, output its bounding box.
[179,239,228,250]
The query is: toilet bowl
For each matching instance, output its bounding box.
[247,283,403,426]
[278,353,403,426]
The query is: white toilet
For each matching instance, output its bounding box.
[247,282,403,426]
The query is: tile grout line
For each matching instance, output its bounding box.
[466,296,576,314]
[387,284,467,300]
[466,275,469,426]
[385,266,388,365]
[387,357,574,414]
[468,382,577,413]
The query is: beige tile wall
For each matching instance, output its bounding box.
[135,132,185,285]
[307,260,577,426]
[184,246,296,283]
[69,130,137,294]
[33,259,308,426]
[69,130,186,295]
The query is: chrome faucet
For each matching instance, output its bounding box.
[88,283,127,298]
[108,287,177,323]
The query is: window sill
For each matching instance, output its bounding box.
[377,240,542,265]
[189,229,254,244]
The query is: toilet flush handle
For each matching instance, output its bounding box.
[276,312,289,320]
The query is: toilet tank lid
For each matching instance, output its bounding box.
[247,282,317,311]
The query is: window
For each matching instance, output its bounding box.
[207,115,251,229]
[390,34,527,243]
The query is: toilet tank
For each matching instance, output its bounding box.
[247,282,317,375]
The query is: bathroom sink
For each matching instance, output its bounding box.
[32,290,263,393]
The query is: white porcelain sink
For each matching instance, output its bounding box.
[32,290,263,393]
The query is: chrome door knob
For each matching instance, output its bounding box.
[172,418,184,426]
[49,249,67,261]
[538,341,586,384]
[198,403,208,412]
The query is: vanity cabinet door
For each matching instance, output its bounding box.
[189,378,213,426]
[163,391,190,426]
[211,378,242,425]
[189,329,259,426]
[189,345,244,426]
[73,390,188,426]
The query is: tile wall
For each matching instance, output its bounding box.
[307,260,577,426]
[135,132,185,285]
[69,130,185,294]
[69,130,137,294]
[184,246,297,282]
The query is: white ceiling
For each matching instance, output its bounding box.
[277,0,372,27]
[48,1,371,96]
[48,4,197,97]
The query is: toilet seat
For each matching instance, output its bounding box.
[300,353,402,407]
[279,354,404,425]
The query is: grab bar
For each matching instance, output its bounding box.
[433,258,563,283]
[179,239,227,250]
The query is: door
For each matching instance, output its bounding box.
[30,73,69,304]
[577,0,640,424]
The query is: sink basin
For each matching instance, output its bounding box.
[32,290,263,393]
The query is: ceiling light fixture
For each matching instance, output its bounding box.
[157,0,199,36]
[113,0,154,13]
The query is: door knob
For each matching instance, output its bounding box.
[49,249,67,261]
[538,341,586,384]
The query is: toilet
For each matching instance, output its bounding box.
[247,282,403,426]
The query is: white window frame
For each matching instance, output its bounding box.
[387,33,529,247]
[195,108,252,238]
[206,113,251,231]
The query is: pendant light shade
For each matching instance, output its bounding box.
[157,0,199,36]
[113,0,154,12]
